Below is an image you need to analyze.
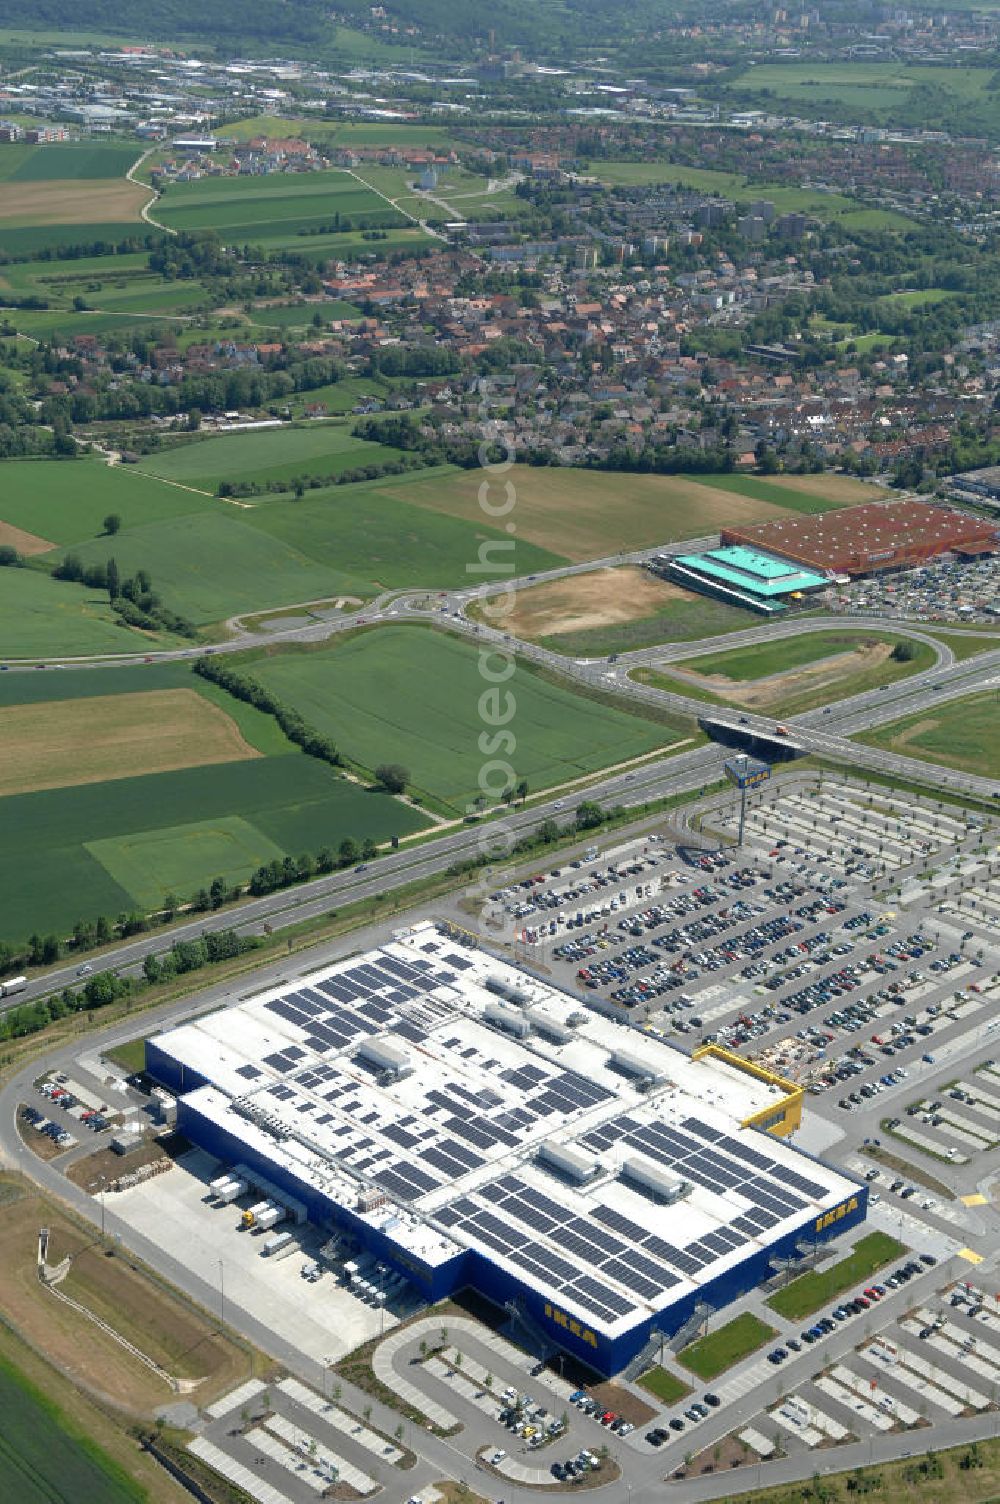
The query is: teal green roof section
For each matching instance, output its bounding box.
[706,545,803,580]
[675,548,827,598]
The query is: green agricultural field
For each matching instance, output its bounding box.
[6,458,565,643]
[0,143,42,180]
[248,626,694,812]
[135,423,405,492]
[10,308,191,341]
[59,510,344,625]
[0,751,428,943]
[766,1233,905,1321]
[241,479,563,593]
[284,376,394,416]
[87,816,288,910]
[678,1313,777,1381]
[0,660,290,754]
[0,1350,145,1504]
[155,170,406,239]
[249,226,429,262]
[587,160,859,219]
[244,299,362,330]
[0,457,205,544]
[858,689,1000,780]
[5,141,140,182]
[0,251,152,297]
[687,472,865,514]
[0,223,150,256]
[388,464,856,565]
[82,280,210,315]
[0,569,171,658]
[722,61,1000,137]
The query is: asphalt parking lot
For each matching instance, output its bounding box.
[831,551,1000,623]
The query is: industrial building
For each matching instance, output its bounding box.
[720,499,997,578]
[146,923,866,1375]
[653,544,829,615]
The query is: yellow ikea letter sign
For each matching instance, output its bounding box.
[815,1195,858,1233]
[544,1303,598,1347]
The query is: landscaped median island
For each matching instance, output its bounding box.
[857,689,1000,781]
[677,1312,778,1381]
[635,631,937,717]
[765,1231,906,1321]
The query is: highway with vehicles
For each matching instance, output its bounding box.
[2,552,997,1010]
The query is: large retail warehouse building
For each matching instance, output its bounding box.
[147,922,866,1374]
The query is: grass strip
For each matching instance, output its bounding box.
[766,1232,906,1320]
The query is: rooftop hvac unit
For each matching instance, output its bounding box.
[621,1157,691,1205]
[357,1187,389,1214]
[527,1010,572,1044]
[537,1139,601,1184]
[483,1002,531,1038]
[609,1048,664,1083]
[356,1037,411,1077]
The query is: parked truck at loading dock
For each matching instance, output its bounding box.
[254,1204,286,1233]
[262,1230,295,1259]
[241,1200,271,1229]
[214,1178,247,1206]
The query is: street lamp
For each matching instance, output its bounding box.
[217,1258,225,1332]
[96,1174,107,1246]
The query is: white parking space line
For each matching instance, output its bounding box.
[205,1379,267,1419]
[813,1373,894,1431]
[739,1426,776,1456]
[830,1363,920,1426]
[276,1377,404,1464]
[188,1438,295,1504]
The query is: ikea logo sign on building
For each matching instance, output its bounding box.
[544,1303,598,1347]
[815,1195,858,1232]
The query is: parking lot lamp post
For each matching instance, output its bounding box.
[218,1258,225,1333]
[97,1174,107,1246]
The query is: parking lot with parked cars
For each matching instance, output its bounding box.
[886,1054,1000,1166]
[831,551,1000,624]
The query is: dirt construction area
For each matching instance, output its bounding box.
[0,688,261,797]
[681,640,893,709]
[500,566,699,638]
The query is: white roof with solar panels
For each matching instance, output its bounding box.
[153,922,861,1339]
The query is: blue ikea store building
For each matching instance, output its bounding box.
[147,923,868,1375]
